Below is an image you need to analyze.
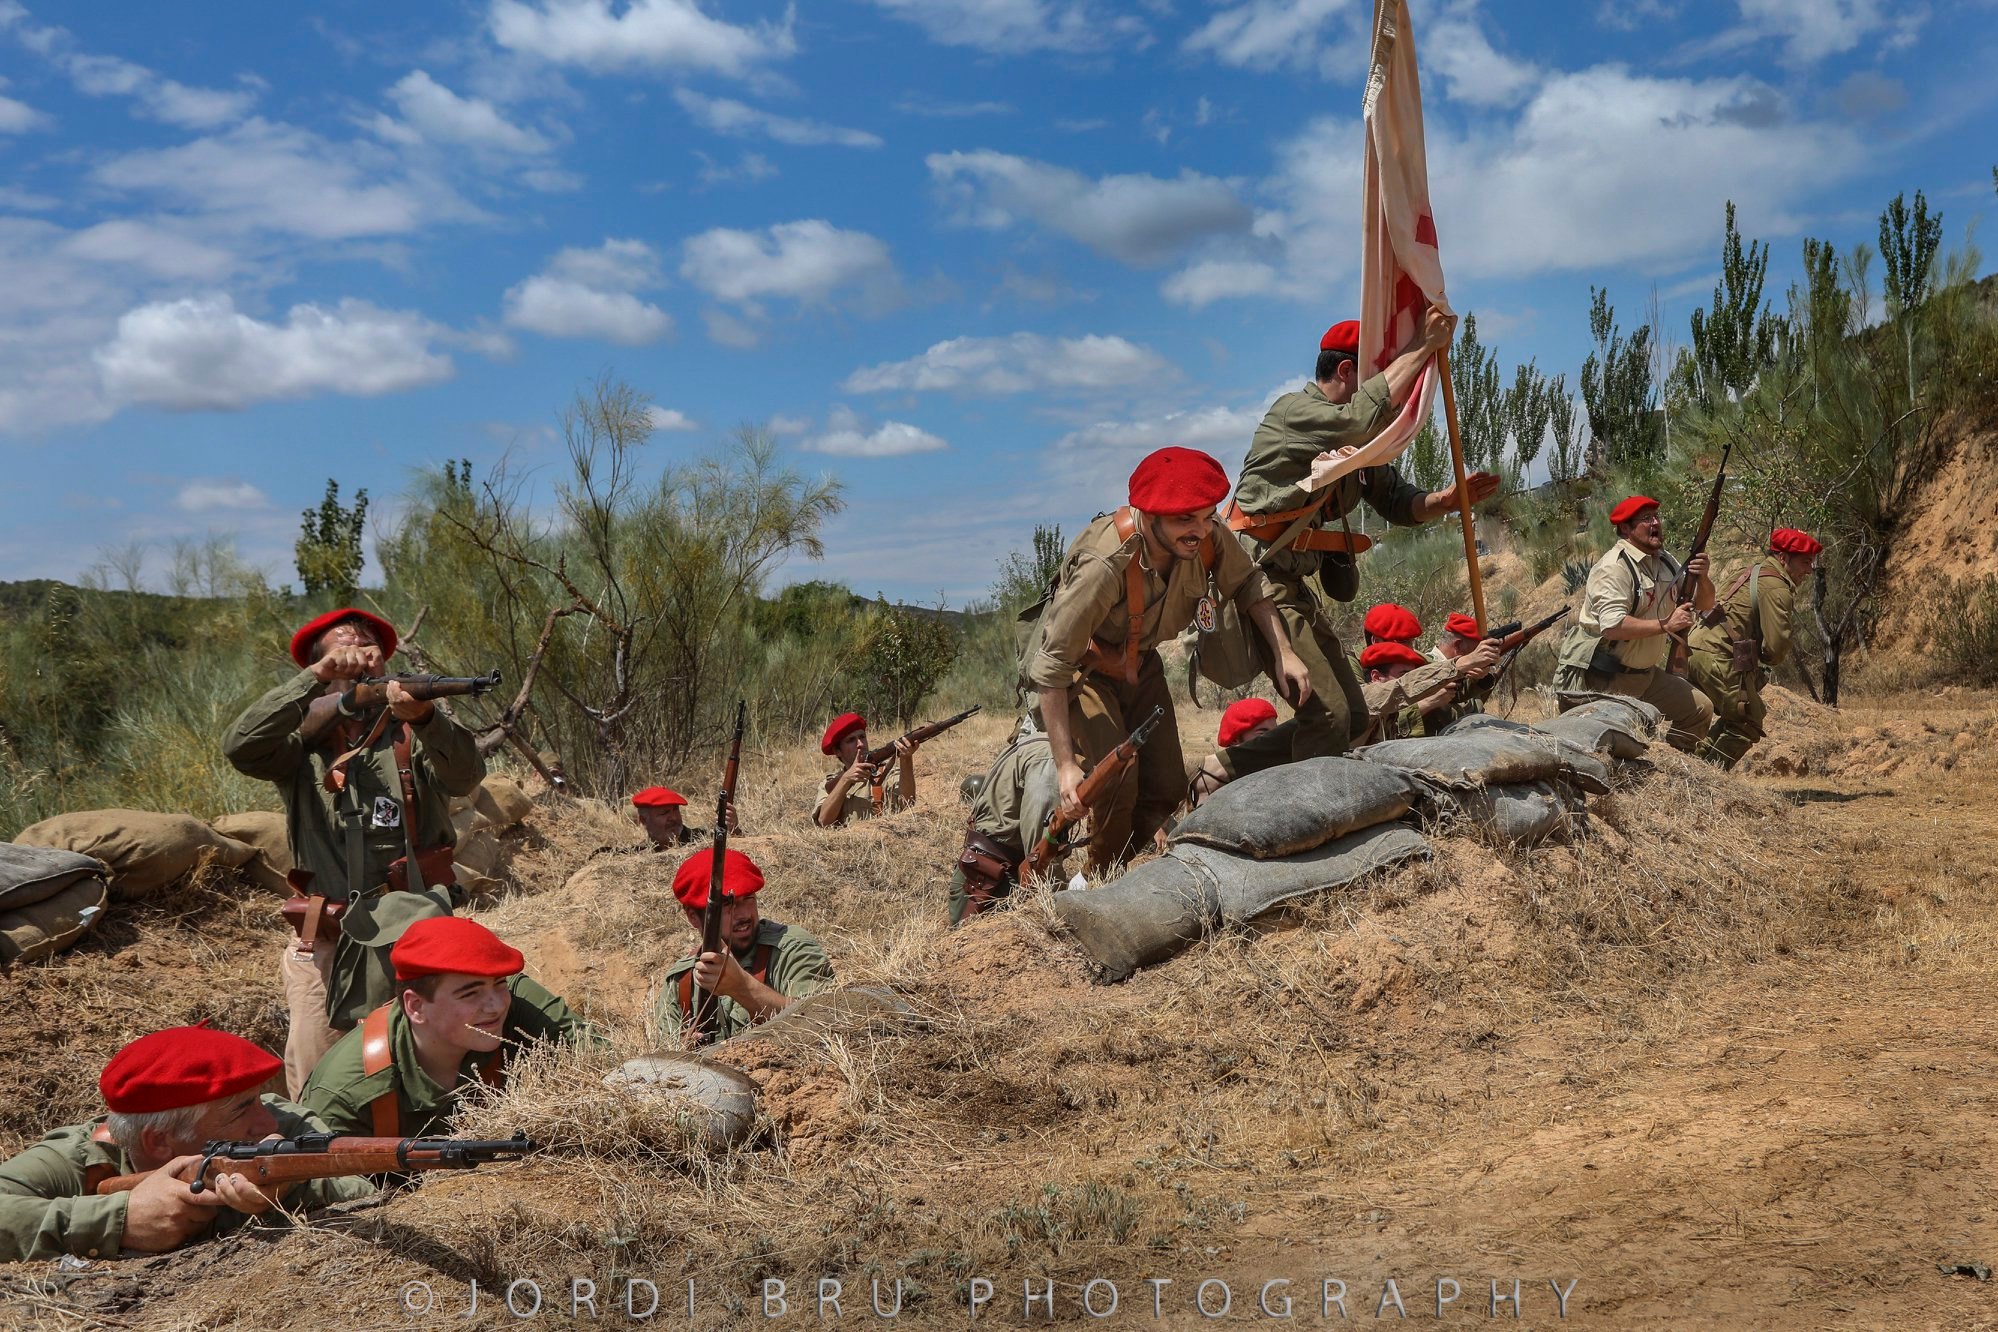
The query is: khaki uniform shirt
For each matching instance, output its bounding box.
[0,1096,373,1263]
[657,920,832,1043]
[819,766,903,825]
[1358,658,1464,739]
[1558,540,1685,673]
[300,977,597,1139]
[1235,378,1427,582]
[968,734,1060,862]
[1689,563,1797,669]
[1021,512,1272,691]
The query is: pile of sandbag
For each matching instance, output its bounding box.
[0,844,109,964]
[13,810,261,901]
[1054,696,1664,984]
[447,774,536,892]
[1055,759,1435,982]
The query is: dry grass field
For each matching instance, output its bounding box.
[5,690,1998,1328]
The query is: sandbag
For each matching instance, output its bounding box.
[14,810,258,901]
[210,811,292,895]
[1531,712,1649,762]
[720,986,922,1055]
[603,1052,758,1149]
[1171,757,1424,859]
[1554,691,1663,737]
[453,825,504,878]
[1353,730,1613,796]
[475,775,534,830]
[1056,823,1433,983]
[1428,780,1581,849]
[0,875,108,964]
[0,844,108,912]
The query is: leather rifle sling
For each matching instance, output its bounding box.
[324,707,391,906]
[675,942,777,1025]
[391,723,426,895]
[361,1002,400,1138]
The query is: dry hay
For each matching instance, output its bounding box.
[1742,685,1998,782]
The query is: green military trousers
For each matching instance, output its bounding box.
[1039,650,1185,875]
[1250,571,1369,759]
[1687,647,1764,769]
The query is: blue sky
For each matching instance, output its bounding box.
[0,0,1992,604]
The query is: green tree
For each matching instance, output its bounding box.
[1545,376,1581,486]
[1449,314,1506,472]
[1404,413,1449,492]
[295,479,369,600]
[1879,190,1943,315]
[1686,201,1779,408]
[1504,359,1552,482]
[857,599,962,726]
[992,523,1066,612]
[1580,287,1658,471]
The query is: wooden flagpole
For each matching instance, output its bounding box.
[1434,348,1488,634]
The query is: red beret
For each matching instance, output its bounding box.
[99,1022,281,1115]
[821,712,866,756]
[1770,528,1823,556]
[289,608,398,668]
[1128,446,1231,514]
[672,848,764,910]
[631,786,688,808]
[391,917,524,981]
[1443,612,1483,640]
[1608,495,1659,526]
[1362,603,1422,642]
[1217,698,1278,748]
[1359,641,1428,672]
[1320,320,1360,354]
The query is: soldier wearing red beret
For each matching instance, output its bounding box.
[1553,496,1716,751]
[0,1025,373,1262]
[1018,446,1311,873]
[655,849,833,1044]
[301,917,597,1140]
[814,712,920,827]
[1686,529,1823,768]
[630,785,726,850]
[1227,307,1501,761]
[1185,696,1300,807]
[223,609,487,1099]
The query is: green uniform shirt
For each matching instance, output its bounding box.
[968,735,1059,861]
[657,920,832,1043]
[819,766,903,826]
[1234,378,1427,582]
[1688,562,1797,669]
[300,976,597,1139]
[1020,512,1272,692]
[0,1096,373,1263]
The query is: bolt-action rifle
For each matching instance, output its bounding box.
[690,700,748,1048]
[1021,706,1164,881]
[337,670,503,718]
[1668,442,1731,675]
[861,705,981,809]
[94,1132,536,1194]
[1467,606,1572,698]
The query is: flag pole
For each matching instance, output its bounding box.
[1434,348,1488,634]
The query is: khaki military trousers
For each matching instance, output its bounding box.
[1688,648,1765,769]
[1042,651,1185,875]
[279,942,343,1099]
[1251,572,1369,759]
[1554,662,1714,753]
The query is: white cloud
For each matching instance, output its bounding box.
[928,150,1253,267]
[1161,259,1281,308]
[503,239,672,344]
[96,293,455,410]
[845,332,1168,395]
[0,77,48,132]
[1183,0,1357,70]
[174,479,271,513]
[1048,401,1265,496]
[680,219,899,310]
[696,150,779,186]
[488,0,797,77]
[8,15,257,129]
[1425,0,1539,108]
[702,306,764,347]
[61,221,236,281]
[647,405,699,430]
[374,70,551,154]
[864,0,1145,53]
[1729,0,1913,66]
[894,94,1014,117]
[767,412,812,435]
[93,119,435,240]
[802,404,948,457]
[674,90,881,148]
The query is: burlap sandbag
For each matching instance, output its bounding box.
[14,810,258,901]
[1056,823,1433,983]
[1427,779,1584,849]
[1553,691,1664,737]
[210,810,292,895]
[1353,730,1613,796]
[475,775,534,829]
[0,875,108,964]
[0,844,107,912]
[1170,757,1424,860]
[453,825,504,877]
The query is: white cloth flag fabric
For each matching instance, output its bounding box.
[1302,0,1452,494]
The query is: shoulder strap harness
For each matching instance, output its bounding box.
[359,999,505,1140]
[1077,508,1222,685]
[675,942,777,1023]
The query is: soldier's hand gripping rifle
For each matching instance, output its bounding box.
[1668,442,1731,675]
[690,700,748,1048]
[1466,606,1572,698]
[94,1132,537,1195]
[1020,706,1164,882]
[860,706,982,767]
[337,670,503,718]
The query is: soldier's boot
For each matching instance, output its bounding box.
[1697,722,1757,770]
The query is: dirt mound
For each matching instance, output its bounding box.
[1742,685,1998,781]
[1873,414,1998,652]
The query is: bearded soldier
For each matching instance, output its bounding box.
[1687,528,1821,768]
[1020,446,1311,873]
[1230,310,1499,759]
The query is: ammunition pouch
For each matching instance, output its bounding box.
[1315,551,1359,604]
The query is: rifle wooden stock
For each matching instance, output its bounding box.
[691,700,748,1047]
[863,706,981,766]
[1668,443,1731,675]
[338,671,503,715]
[94,1132,535,1195]
[1021,706,1163,880]
[1466,606,1571,700]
